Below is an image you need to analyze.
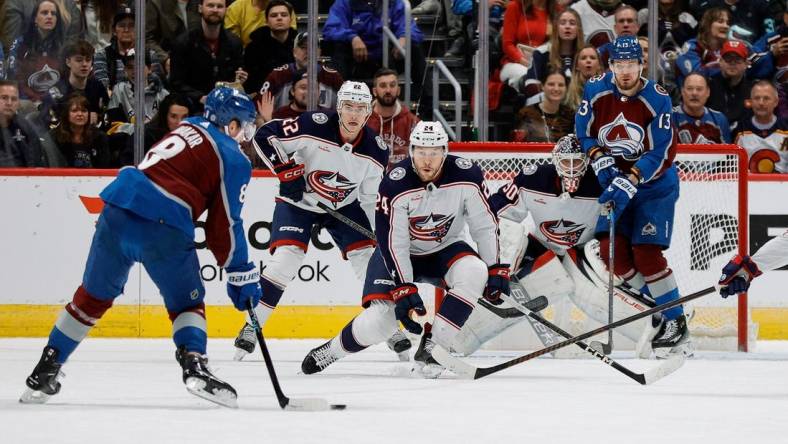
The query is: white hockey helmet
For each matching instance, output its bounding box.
[336,80,373,114]
[551,134,588,193]
[409,121,449,154]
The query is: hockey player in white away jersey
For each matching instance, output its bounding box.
[452,135,658,357]
[300,121,510,378]
[233,80,411,361]
[718,230,788,297]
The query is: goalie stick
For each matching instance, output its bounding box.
[499,290,684,385]
[432,285,716,380]
[247,302,346,411]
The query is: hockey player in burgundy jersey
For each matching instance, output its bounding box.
[300,121,509,378]
[20,87,262,408]
[235,80,412,361]
[576,35,690,358]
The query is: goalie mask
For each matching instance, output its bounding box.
[336,80,373,132]
[409,121,449,172]
[551,134,588,193]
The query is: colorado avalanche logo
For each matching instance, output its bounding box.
[598,113,645,161]
[409,213,455,242]
[307,170,357,205]
[539,219,586,247]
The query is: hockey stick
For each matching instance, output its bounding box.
[499,292,684,385]
[247,302,346,411]
[508,275,566,356]
[432,285,715,380]
[597,207,615,354]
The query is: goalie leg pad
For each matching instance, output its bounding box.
[342,300,398,351]
[515,249,574,302]
[449,298,524,356]
[563,251,649,343]
[346,246,374,281]
[633,244,683,320]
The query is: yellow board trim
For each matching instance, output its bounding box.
[0,305,363,339]
[1,305,787,339]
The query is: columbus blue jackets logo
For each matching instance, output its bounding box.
[598,113,645,161]
[307,170,357,205]
[539,219,586,247]
[408,213,455,242]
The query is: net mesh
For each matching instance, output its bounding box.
[459,146,752,351]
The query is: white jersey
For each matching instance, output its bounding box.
[376,156,500,284]
[489,164,603,254]
[252,111,389,223]
[752,229,788,272]
[571,0,615,47]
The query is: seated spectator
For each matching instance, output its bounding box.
[707,39,752,133]
[689,0,775,44]
[0,80,44,167]
[170,0,246,111]
[733,80,788,173]
[565,44,602,109]
[749,10,788,83]
[672,72,731,144]
[50,93,111,167]
[2,0,83,50]
[367,68,419,167]
[41,40,109,128]
[243,0,297,95]
[6,0,68,104]
[780,81,788,120]
[78,0,127,51]
[675,7,731,87]
[225,0,297,47]
[637,0,696,53]
[145,0,202,63]
[570,0,619,48]
[107,49,170,124]
[598,5,639,68]
[512,68,574,142]
[256,69,320,123]
[260,32,344,110]
[517,8,584,105]
[93,5,138,92]
[499,0,554,93]
[141,93,191,153]
[323,0,428,104]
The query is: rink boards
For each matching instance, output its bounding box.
[0,171,786,339]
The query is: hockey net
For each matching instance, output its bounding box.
[450,143,752,352]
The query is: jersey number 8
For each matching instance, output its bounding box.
[138,135,188,170]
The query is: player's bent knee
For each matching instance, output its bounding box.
[632,244,668,276]
[261,245,305,286]
[351,300,398,346]
[445,255,487,296]
[347,246,374,281]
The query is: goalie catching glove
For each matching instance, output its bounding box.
[226,263,263,311]
[391,283,427,334]
[718,255,762,298]
[274,160,306,202]
[483,264,511,303]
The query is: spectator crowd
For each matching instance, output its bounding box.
[0,0,785,173]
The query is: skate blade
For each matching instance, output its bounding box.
[285,398,346,411]
[396,350,410,362]
[233,348,250,361]
[185,378,238,409]
[654,340,694,359]
[19,387,52,404]
[411,361,444,379]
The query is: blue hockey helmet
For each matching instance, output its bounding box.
[610,35,643,62]
[204,86,257,141]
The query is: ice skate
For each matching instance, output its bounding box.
[386,330,412,362]
[652,315,691,359]
[20,346,64,404]
[301,340,342,375]
[413,327,444,379]
[233,322,257,361]
[177,346,238,408]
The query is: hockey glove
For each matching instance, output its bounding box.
[391,283,427,334]
[590,152,620,188]
[226,263,263,311]
[598,176,637,221]
[718,255,762,298]
[274,160,306,202]
[483,263,511,303]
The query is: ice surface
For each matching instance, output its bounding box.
[2,338,787,444]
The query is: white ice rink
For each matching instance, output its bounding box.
[2,338,787,444]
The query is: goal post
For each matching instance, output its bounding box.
[447,142,751,352]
